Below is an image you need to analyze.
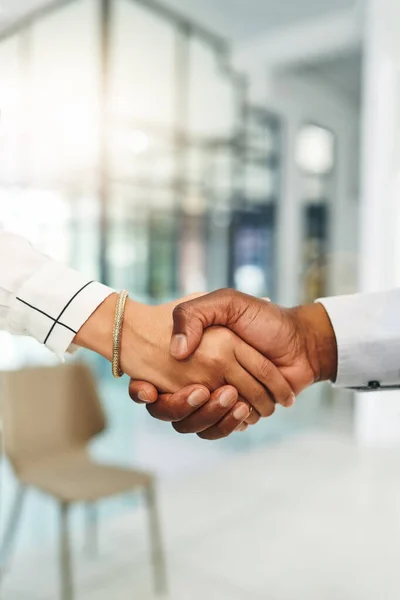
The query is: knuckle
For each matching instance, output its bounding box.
[212,350,228,369]
[168,406,187,422]
[199,342,229,369]
[146,404,163,420]
[197,431,211,440]
[199,414,239,440]
[218,327,235,344]
[262,401,276,418]
[196,326,234,363]
[249,385,266,404]
[248,386,275,417]
[213,423,231,439]
[275,384,292,405]
[220,287,236,300]
[172,304,193,333]
[258,359,274,381]
[198,427,228,441]
[172,302,192,320]
[172,420,194,434]
[211,328,235,360]
[169,409,183,422]
[146,403,176,422]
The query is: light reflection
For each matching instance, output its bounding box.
[128,130,150,154]
[234,264,266,297]
[295,125,335,175]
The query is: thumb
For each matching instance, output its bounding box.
[170,289,244,360]
[129,380,159,404]
[170,301,208,360]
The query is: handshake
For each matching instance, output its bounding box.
[77,289,338,440]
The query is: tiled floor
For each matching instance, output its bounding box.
[4,432,400,599]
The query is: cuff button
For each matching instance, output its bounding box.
[368,381,381,390]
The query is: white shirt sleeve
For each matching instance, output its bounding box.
[0,231,114,359]
[317,289,400,390]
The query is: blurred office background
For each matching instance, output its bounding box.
[1,0,400,598]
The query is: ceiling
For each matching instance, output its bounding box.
[286,50,363,105]
[1,0,362,40]
[0,0,363,102]
[161,0,361,41]
[0,0,50,29]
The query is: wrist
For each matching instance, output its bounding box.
[119,299,152,378]
[74,293,154,378]
[290,302,338,383]
[73,292,117,359]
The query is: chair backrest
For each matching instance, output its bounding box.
[0,362,106,474]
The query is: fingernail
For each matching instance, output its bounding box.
[286,394,296,407]
[138,391,150,403]
[188,389,208,408]
[233,405,250,421]
[219,389,236,407]
[170,334,188,357]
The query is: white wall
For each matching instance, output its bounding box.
[354,0,400,447]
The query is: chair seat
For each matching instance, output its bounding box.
[18,449,153,502]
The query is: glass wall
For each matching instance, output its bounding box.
[0,0,284,556]
[229,106,281,297]
[0,0,286,456]
[295,124,336,303]
[0,0,101,278]
[0,0,282,305]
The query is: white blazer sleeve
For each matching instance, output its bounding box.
[0,231,114,358]
[317,289,400,390]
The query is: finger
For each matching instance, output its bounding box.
[197,401,251,440]
[244,404,261,425]
[146,385,210,422]
[234,394,261,425]
[170,289,244,360]
[234,341,295,408]
[225,363,276,418]
[129,380,159,404]
[172,386,239,434]
[236,423,249,433]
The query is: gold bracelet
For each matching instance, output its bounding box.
[112,290,129,378]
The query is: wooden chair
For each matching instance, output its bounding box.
[0,363,167,600]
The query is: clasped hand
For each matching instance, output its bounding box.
[126,290,337,440]
[120,294,293,440]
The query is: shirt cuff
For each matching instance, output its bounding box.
[317,292,400,389]
[8,261,114,359]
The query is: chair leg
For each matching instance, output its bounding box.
[83,502,98,557]
[144,481,167,595]
[59,502,73,600]
[0,484,26,577]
